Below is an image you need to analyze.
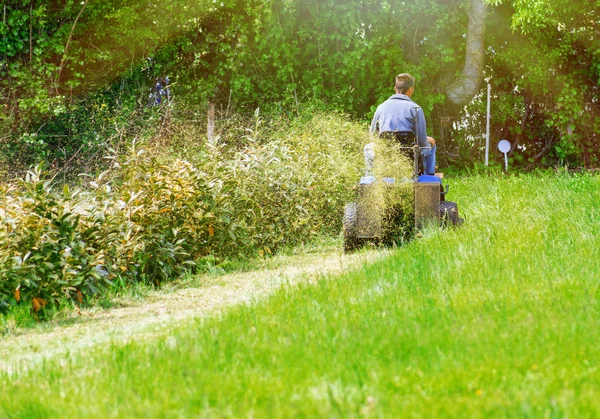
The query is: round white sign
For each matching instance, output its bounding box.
[498,140,511,153]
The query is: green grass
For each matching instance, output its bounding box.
[2,172,600,417]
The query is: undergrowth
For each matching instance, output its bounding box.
[0,111,376,318]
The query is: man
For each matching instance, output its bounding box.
[370,73,436,175]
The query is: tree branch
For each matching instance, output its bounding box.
[525,134,556,170]
[55,0,89,95]
[510,100,530,154]
[29,0,33,63]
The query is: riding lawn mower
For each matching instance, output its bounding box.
[342,135,463,253]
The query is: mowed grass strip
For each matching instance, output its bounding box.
[2,173,600,417]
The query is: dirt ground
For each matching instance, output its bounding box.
[0,244,388,375]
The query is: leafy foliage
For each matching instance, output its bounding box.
[0,166,111,316]
[0,112,368,314]
[452,0,600,168]
[1,0,469,170]
[1,0,600,174]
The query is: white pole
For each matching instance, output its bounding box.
[485,83,491,166]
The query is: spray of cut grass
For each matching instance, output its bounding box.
[359,137,415,243]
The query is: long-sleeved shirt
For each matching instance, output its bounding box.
[369,94,429,148]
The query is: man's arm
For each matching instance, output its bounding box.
[414,107,429,148]
[369,108,380,135]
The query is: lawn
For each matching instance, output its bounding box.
[1,172,600,418]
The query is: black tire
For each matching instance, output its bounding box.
[343,202,361,252]
[439,201,463,226]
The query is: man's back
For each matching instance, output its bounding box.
[370,94,428,148]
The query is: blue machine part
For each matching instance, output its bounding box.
[360,175,376,185]
[417,175,442,184]
[360,176,397,185]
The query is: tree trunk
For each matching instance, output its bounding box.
[446,0,487,108]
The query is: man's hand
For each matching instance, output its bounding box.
[427,136,436,146]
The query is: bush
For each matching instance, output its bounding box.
[103,142,229,284]
[0,167,111,315]
[0,111,382,315]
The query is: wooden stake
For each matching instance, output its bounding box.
[207,102,215,142]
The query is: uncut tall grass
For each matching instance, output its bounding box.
[0,112,369,313]
[2,172,600,417]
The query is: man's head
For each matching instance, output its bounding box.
[395,73,415,96]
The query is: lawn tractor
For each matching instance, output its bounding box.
[342,136,463,252]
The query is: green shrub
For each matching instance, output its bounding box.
[0,111,387,315]
[104,142,230,284]
[0,167,111,315]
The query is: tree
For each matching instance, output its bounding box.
[446,0,488,109]
[4,0,598,171]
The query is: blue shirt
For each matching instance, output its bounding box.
[369,94,429,148]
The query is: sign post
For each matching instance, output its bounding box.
[485,83,491,166]
[498,139,511,172]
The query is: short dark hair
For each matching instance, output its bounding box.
[395,73,415,94]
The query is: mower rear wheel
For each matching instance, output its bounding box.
[439,201,463,226]
[343,202,362,252]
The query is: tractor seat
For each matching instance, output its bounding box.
[378,131,416,146]
[379,131,417,162]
